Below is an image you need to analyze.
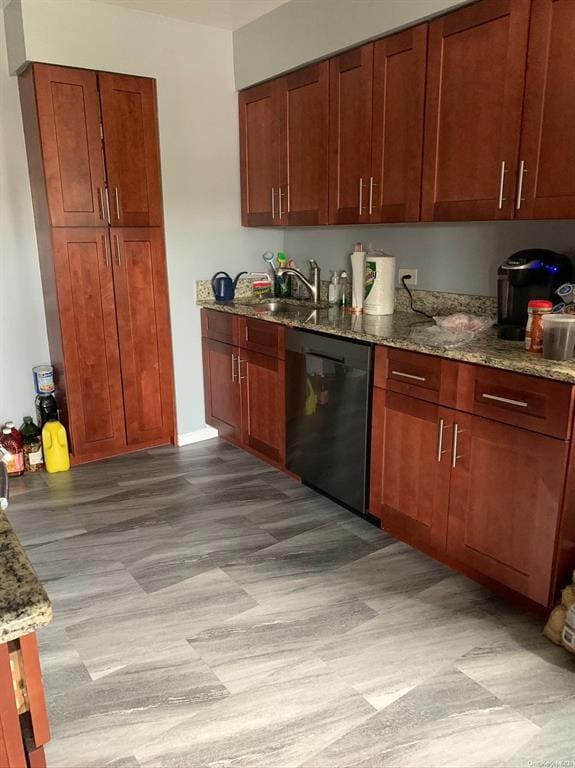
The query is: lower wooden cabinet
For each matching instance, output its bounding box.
[111,228,174,445]
[201,312,285,467]
[371,382,572,608]
[202,338,242,442]
[447,413,569,607]
[370,389,450,550]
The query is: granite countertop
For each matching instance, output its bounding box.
[0,510,52,644]
[198,299,575,384]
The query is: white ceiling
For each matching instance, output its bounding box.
[88,0,290,30]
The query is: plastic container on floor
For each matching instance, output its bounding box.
[42,420,70,473]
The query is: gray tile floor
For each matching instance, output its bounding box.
[7,439,575,768]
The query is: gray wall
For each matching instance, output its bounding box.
[233,0,469,89]
[1,0,283,436]
[284,222,575,296]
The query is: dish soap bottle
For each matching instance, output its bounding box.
[42,420,70,473]
[328,271,340,306]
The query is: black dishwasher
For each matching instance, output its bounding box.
[285,329,372,514]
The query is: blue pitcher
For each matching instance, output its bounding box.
[211,271,247,302]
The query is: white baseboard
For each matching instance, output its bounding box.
[177,426,218,446]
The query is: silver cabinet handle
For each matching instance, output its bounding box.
[391,370,426,382]
[104,186,111,223]
[437,418,445,463]
[452,423,463,468]
[237,356,246,382]
[278,187,284,219]
[516,160,526,210]
[358,177,364,215]
[271,187,275,220]
[497,160,508,209]
[97,187,105,221]
[113,234,121,267]
[231,353,237,382]
[368,176,375,216]
[114,187,121,220]
[481,393,528,408]
[102,235,110,268]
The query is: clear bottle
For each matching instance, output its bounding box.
[339,271,350,309]
[328,271,340,306]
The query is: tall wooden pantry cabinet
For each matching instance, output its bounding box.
[19,63,175,463]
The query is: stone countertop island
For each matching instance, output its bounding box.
[0,509,52,644]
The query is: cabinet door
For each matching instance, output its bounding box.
[52,228,126,457]
[99,73,163,227]
[202,339,242,441]
[111,228,174,445]
[370,24,427,223]
[370,389,451,550]
[421,0,530,221]
[328,44,374,224]
[31,64,106,227]
[515,0,575,219]
[239,81,281,226]
[239,350,285,466]
[447,413,569,606]
[279,62,329,226]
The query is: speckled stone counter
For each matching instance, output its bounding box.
[0,510,52,644]
[198,300,575,384]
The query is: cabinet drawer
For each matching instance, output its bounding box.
[241,317,284,359]
[201,309,237,345]
[374,346,457,406]
[457,364,574,440]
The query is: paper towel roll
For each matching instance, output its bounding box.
[364,255,396,315]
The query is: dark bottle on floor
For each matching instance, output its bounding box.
[20,416,44,473]
[36,394,58,427]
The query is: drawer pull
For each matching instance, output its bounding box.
[231,353,237,382]
[481,393,528,408]
[391,370,426,382]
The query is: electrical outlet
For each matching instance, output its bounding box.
[398,268,418,286]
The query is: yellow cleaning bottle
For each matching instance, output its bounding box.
[42,420,70,473]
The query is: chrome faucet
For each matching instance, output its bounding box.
[276,259,321,304]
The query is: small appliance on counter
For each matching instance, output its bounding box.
[211,271,247,302]
[497,249,572,340]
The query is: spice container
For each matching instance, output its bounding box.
[542,315,575,361]
[20,416,44,473]
[525,300,553,352]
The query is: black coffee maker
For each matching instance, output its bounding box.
[497,249,572,340]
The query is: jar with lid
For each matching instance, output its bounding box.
[525,300,553,353]
[20,416,44,473]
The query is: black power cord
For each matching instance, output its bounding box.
[401,274,434,319]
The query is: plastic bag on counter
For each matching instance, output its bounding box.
[433,313,494,333]
[409,325,476,348]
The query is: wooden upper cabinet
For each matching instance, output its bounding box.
[28,64,106,227]
[516,0,575,219]
[239,81,281,226]
[370,25,428,223]
[421,0,531,221]
[111,228,174,445]
[329,44,374,224]
[447,413,569,606]
[99,73,163,227]
[279,62,329,226]
[52,228,126,457]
